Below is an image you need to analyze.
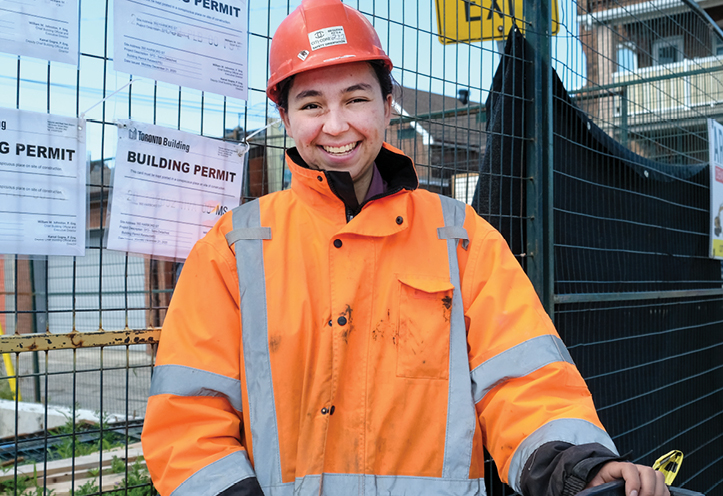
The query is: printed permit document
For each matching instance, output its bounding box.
[0,0,79,65]
[114,0,248,99]
[709,118,723,259]
[107,120,244,260]
[0,109,86,257]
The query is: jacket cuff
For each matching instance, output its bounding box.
[520,442,628,496]
[217,477,264,496]
[571,448,631,483]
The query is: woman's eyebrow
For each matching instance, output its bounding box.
[343,83,373,93]
[293,83,373,101]
[294,89,322,100]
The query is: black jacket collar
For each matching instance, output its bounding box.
[287,145,418,217]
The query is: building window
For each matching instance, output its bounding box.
[714,36,723,56]
[652,36,683,65]
[617,44,638,72]
[397,127,418,141]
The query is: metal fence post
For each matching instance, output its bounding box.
[523,0,555,317]
[30,259,45,402]
[620,87,629,146]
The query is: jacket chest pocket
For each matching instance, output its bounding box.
[396,275,454,380]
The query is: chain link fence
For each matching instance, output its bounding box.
[1,0,722,495]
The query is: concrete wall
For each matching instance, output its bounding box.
[0,400,125,438]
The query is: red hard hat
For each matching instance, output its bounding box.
[267,0,393,104]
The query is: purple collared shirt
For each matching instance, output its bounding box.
[363,163,388,202]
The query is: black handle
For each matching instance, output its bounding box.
[576,480,626,496]
[576,479,705,496]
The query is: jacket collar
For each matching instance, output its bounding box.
[286,142,419,217]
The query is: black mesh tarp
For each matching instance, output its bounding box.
[473,28,723,496]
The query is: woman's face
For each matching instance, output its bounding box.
[279,61,392,185]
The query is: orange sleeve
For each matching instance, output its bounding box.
[142,213,253,495]
[461,212,612,489]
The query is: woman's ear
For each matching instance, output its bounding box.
[279,108,293,139]
[384,94,392,126]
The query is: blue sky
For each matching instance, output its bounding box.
[0,0,587,161]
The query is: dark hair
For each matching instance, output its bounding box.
[370,60,394,101]
[276,60,395,112]
[275,76,295,113]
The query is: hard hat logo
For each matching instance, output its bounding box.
[298,50,310,61]
[308,27,348,51]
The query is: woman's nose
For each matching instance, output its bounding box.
[322,108,350,135]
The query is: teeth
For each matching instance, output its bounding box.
[323,143,356,154]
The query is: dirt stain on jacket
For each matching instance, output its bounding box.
[442,296,452,322]
[372,321,385,341]
[339,304,355,344]
[372,311,391,342]
[269,335,281,353]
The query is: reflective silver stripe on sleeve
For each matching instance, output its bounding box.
[226,226,272,245]
[171,451,256,496]
[470,334,575,405]
[149,364,243,412]
[250,474,485,496]
[507,418,619,493]
[437,195,478,480]
[231,200,283,489]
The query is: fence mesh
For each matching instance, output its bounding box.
[551,1,723,494]
[0,0,722,495]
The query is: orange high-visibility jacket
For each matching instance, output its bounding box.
[142,143,617,496]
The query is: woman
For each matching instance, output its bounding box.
[141,2,669,496]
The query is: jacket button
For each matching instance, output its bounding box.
[337,316,347,326]
[333,239,342,248]
[317,175,323,182]
[328,320,333,327]
[321,407,329,415]
[396,216,403,225]
[329,405,335,415]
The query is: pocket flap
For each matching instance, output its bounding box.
[397,275,454,294]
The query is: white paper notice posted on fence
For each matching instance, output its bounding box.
[113,0,248,100]
[0,109,87,257]
[108,121,244,260]
[0,0,79,65]
[708,118,723,259]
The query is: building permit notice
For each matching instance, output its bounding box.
[0,0,79,65]
[0,109,86,257]
[114,0,248,100]
[107,120,244,260]
[708,118,723,259]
